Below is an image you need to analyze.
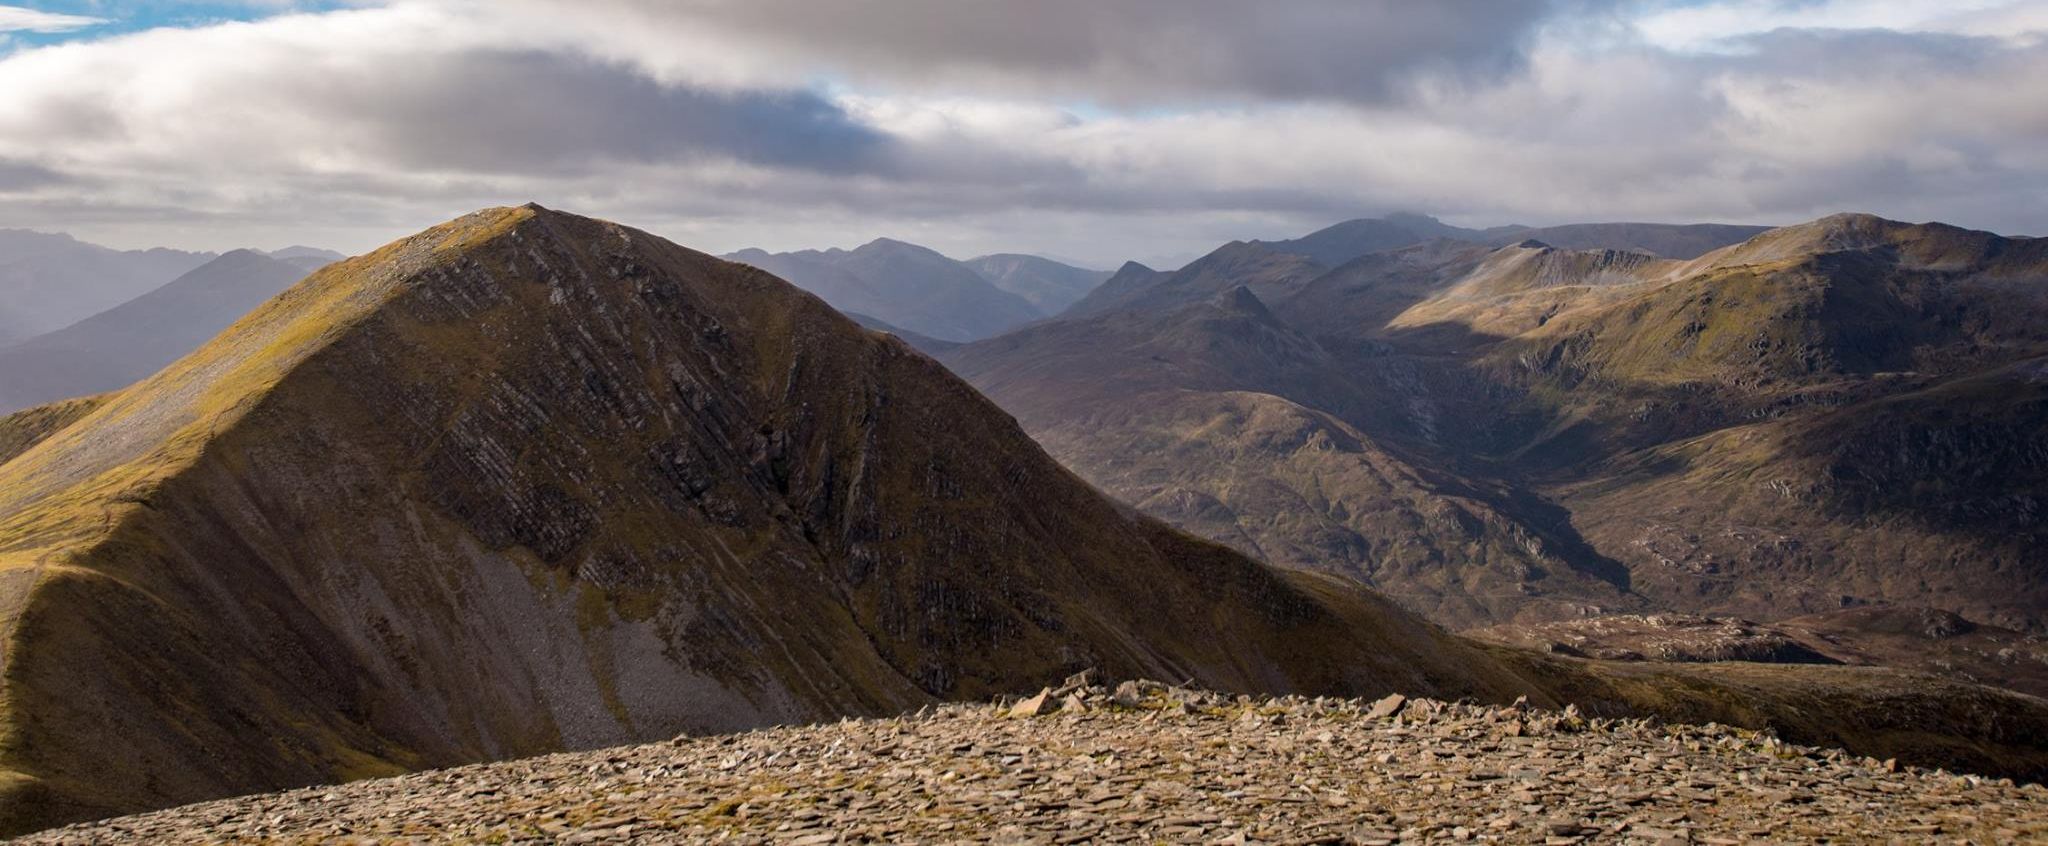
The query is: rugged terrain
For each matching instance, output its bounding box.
[6,206,2045,838]
[0,205,1559,835]
[21,681,2048,845]
[945,214,2048,641]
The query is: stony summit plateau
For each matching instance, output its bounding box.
[18,681,2048,845]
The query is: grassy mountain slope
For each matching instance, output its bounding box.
[1498,223,1771,259]
[0,206,1548,834]
[946,282,1644,627]
[952,213,2048,649]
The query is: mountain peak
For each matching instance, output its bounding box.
[1212,284,1271,317]
[1,207,1542,832]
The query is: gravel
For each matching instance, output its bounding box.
[20,680,2047,844]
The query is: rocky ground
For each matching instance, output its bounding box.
[20,678,2048,845]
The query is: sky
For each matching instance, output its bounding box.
[0,0,2043,268]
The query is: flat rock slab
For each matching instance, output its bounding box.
[21,690,2048,844]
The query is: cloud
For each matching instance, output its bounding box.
[0,5,104,33]
[507,0,1571,106]
[0,4,888,178]
[0,0,2043,264]
[0,156,61,190]
[1631,0,2029,51]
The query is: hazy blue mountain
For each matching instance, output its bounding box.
[964,253,1110,314]
[0,229,216,345]
[0,249,324,413]
[725,238,1042,342]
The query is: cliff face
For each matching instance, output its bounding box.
[0,206,1538,834]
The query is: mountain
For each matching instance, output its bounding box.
[1497,222,1771,259]
[0,230,215,345]
[0,205,1559,834]
[1250,213,1496,267]
[964,253,1111,314]
[1241,214,1769,274]
[0,250,325,414]
[1060,241,1330,318]
[844,311,960,355]
[8,206,2048,836]
[723,238,1042,341]
[268,245,347,263]
[949,213,2048,646]
[947,260,1644,628]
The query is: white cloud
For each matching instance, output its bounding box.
[0,0,2043,263]
[1633,0,2042,52]
[0,5,104,33]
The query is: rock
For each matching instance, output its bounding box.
[1368,694,1408,720]
[1010,688,1057,718]
[16,681,2048,846]
[1112,681,1145,708]
[1062,694,1090,715]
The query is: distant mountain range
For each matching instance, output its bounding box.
[0,249,334,414]
[0,229,217,346]
[1253,213,1772,268]
[723,240,1105,341]
[944,213,2048,645]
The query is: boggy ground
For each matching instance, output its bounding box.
[19,680,2048,845]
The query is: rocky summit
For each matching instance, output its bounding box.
[19,681,2046,845]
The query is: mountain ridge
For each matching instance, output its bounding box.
[722,238,1042,341]
[948,211,2048,639]
[0,205,1544,834]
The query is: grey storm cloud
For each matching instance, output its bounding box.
[0,158,63,191]
[328,50,891,174]
[562,0,1577,104]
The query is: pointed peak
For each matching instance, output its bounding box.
[1212,284,1271,316]
[1113,260,1157,276]
[1511,238,1552,250]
